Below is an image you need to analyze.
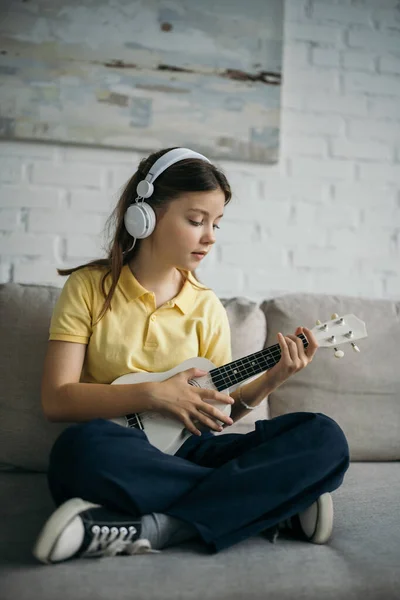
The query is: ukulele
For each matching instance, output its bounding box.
[109,313,367,455]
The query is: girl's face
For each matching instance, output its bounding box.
[152,189,226,271]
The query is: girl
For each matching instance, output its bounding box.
[33,147,349,564]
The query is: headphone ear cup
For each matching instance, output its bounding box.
[136,180,154,198]
[124,202,156,239]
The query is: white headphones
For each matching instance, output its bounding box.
[124,147,211,240]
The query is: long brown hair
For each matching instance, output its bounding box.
[58,147,232,323]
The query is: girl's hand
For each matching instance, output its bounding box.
[265,326,319,390]
[148,367,235,436]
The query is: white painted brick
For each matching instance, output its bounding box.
[305,93,368,116]
[215,220,256,244]
[220,242,288,269]
[29,209,107,235]
[347,28,400,53]
[0,209,21,231]
[333,182,397,207]
[329,228,392,257]
[363,207,400,227]
[283,112,344,135]
[266,222,327,246]
[13,260,64,286]
[308,270,380,297]
[225,196,291,224]
[286,23,341,45]
[281,91,307,111]
[247,267,314,296]
[291,158,354,180]
[0,233,56,256]
[0,141,54,160]
[223,171,264,204]
[283,69,339,94]
[358,163,400,184]
[342,51,376,72]
[31,163,104,188]
[65,235,103,259]
[294,202,359,229]
[283,43,310,69]
[343,71,400,95]
[283,135,327,157]
[199,265,244,297]
[0,159,23,184]
[311,3,371,26]
[0,3,400,301]
[69,190,116,212]
[348,119,400,143]
[109,166,138,189]
[331,139,392,161]
[0,186,59,208]
[312,48,341,68]
[293,246,354,269]
[62,146,141,165]
[367,97,400,120]
[358,255,400,274]
[380,55,400,75]
[286,179,330,205]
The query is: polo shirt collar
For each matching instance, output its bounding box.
[118,264,201,314]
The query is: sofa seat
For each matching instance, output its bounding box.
[2,463,399,600]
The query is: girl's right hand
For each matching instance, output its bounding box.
[148,367,234,436]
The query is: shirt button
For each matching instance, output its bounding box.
[151,315,156,322]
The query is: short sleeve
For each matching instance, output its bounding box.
[201,299,232,367]
[49,270,93,344]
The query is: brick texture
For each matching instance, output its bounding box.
[0,0,399,300]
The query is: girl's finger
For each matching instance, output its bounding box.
[286,335,299,362]
[290,332,308,358]
[303,327,319,357]
[277,332,289,357]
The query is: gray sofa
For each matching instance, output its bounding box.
[1,283,399,600]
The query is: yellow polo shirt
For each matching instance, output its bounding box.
[49,264,232,384]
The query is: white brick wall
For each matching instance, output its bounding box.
[1,0,400,303]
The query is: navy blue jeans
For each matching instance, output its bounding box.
[47,412,349,552]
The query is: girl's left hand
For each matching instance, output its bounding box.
[264,326,319,390]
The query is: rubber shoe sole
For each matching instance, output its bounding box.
[298,492,334,544]
[33,498,100,564]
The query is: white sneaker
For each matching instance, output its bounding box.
[280,492,334,544]
[33,498,155,564]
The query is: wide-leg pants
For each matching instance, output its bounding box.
[47,412,350,553]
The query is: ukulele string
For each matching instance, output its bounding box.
[127,342,297,423]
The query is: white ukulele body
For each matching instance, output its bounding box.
[110,357,230,455]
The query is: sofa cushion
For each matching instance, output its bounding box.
[220,297,269,430]
[0,284,267,472]
[0,283,73,472]
[260,293,400,461]
[2,465,400,597]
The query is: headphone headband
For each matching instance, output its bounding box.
[136,148,211,198]
[125,147,211,241]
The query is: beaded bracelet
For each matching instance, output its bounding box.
[237,385,257,411]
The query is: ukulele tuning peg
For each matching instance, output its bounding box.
[334,347,344,359]
[316,319,322,325]
[331,313,339,320]
[351,343,360,353]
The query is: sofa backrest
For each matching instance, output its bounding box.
[261,293,400,461]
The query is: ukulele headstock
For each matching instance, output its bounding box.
[310,313,367,358]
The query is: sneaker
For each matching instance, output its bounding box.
[33,497,156,564]
[280,492,334,545]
